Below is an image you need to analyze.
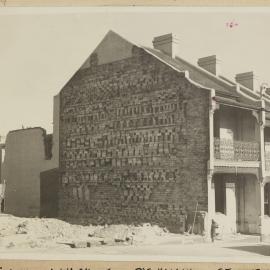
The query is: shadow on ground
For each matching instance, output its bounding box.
[225,245,270,256]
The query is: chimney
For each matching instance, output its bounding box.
[152,33,179,58]
[197,55,221,76]
[235,71,259,91]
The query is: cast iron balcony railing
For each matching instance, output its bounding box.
[214,138,260,162]
[265,142,270,171]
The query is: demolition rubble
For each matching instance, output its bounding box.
[0,214,256,251]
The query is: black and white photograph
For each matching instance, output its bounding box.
[1,5,270,266]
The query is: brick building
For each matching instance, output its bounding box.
[3,30,270,238]
[56,30,270,237]
[59,31,211,233]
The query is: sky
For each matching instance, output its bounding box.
[1,7,270,140]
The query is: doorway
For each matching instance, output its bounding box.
[215,179,226,214]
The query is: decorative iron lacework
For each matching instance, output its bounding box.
[265,142,270,171]
[214,137,260,161]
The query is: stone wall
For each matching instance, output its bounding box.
[59,47,210,232]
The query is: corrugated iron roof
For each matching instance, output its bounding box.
[141,46,269,110]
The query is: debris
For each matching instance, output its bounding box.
[0,214,203,250]
[16,221,28,234]
[114,238,125,243]
[6,242,15,248]
[71,241,91,248]
[100,240,107,245]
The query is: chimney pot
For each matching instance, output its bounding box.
[197,55,221,76]
[152,33,179,58]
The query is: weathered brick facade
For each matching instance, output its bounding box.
[58,45,210,232]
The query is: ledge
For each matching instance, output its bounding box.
[214,159,260,168]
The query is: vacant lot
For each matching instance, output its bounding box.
[1,213,268,263]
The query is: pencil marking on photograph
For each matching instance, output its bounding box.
[226,21,239,28]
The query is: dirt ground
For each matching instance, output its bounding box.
[1,213,269,262]
[0,213,206,250]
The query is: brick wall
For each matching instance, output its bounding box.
[59,46,210,232]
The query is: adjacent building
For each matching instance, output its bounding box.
[1,95,60,217]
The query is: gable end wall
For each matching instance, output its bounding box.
[59,47,210,232]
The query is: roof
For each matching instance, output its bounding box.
[73,30,270,113]
[141,46,269,112]
[143,46,236,98]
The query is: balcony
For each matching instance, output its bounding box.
[265,142,270,171]
[214,138,260,162]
